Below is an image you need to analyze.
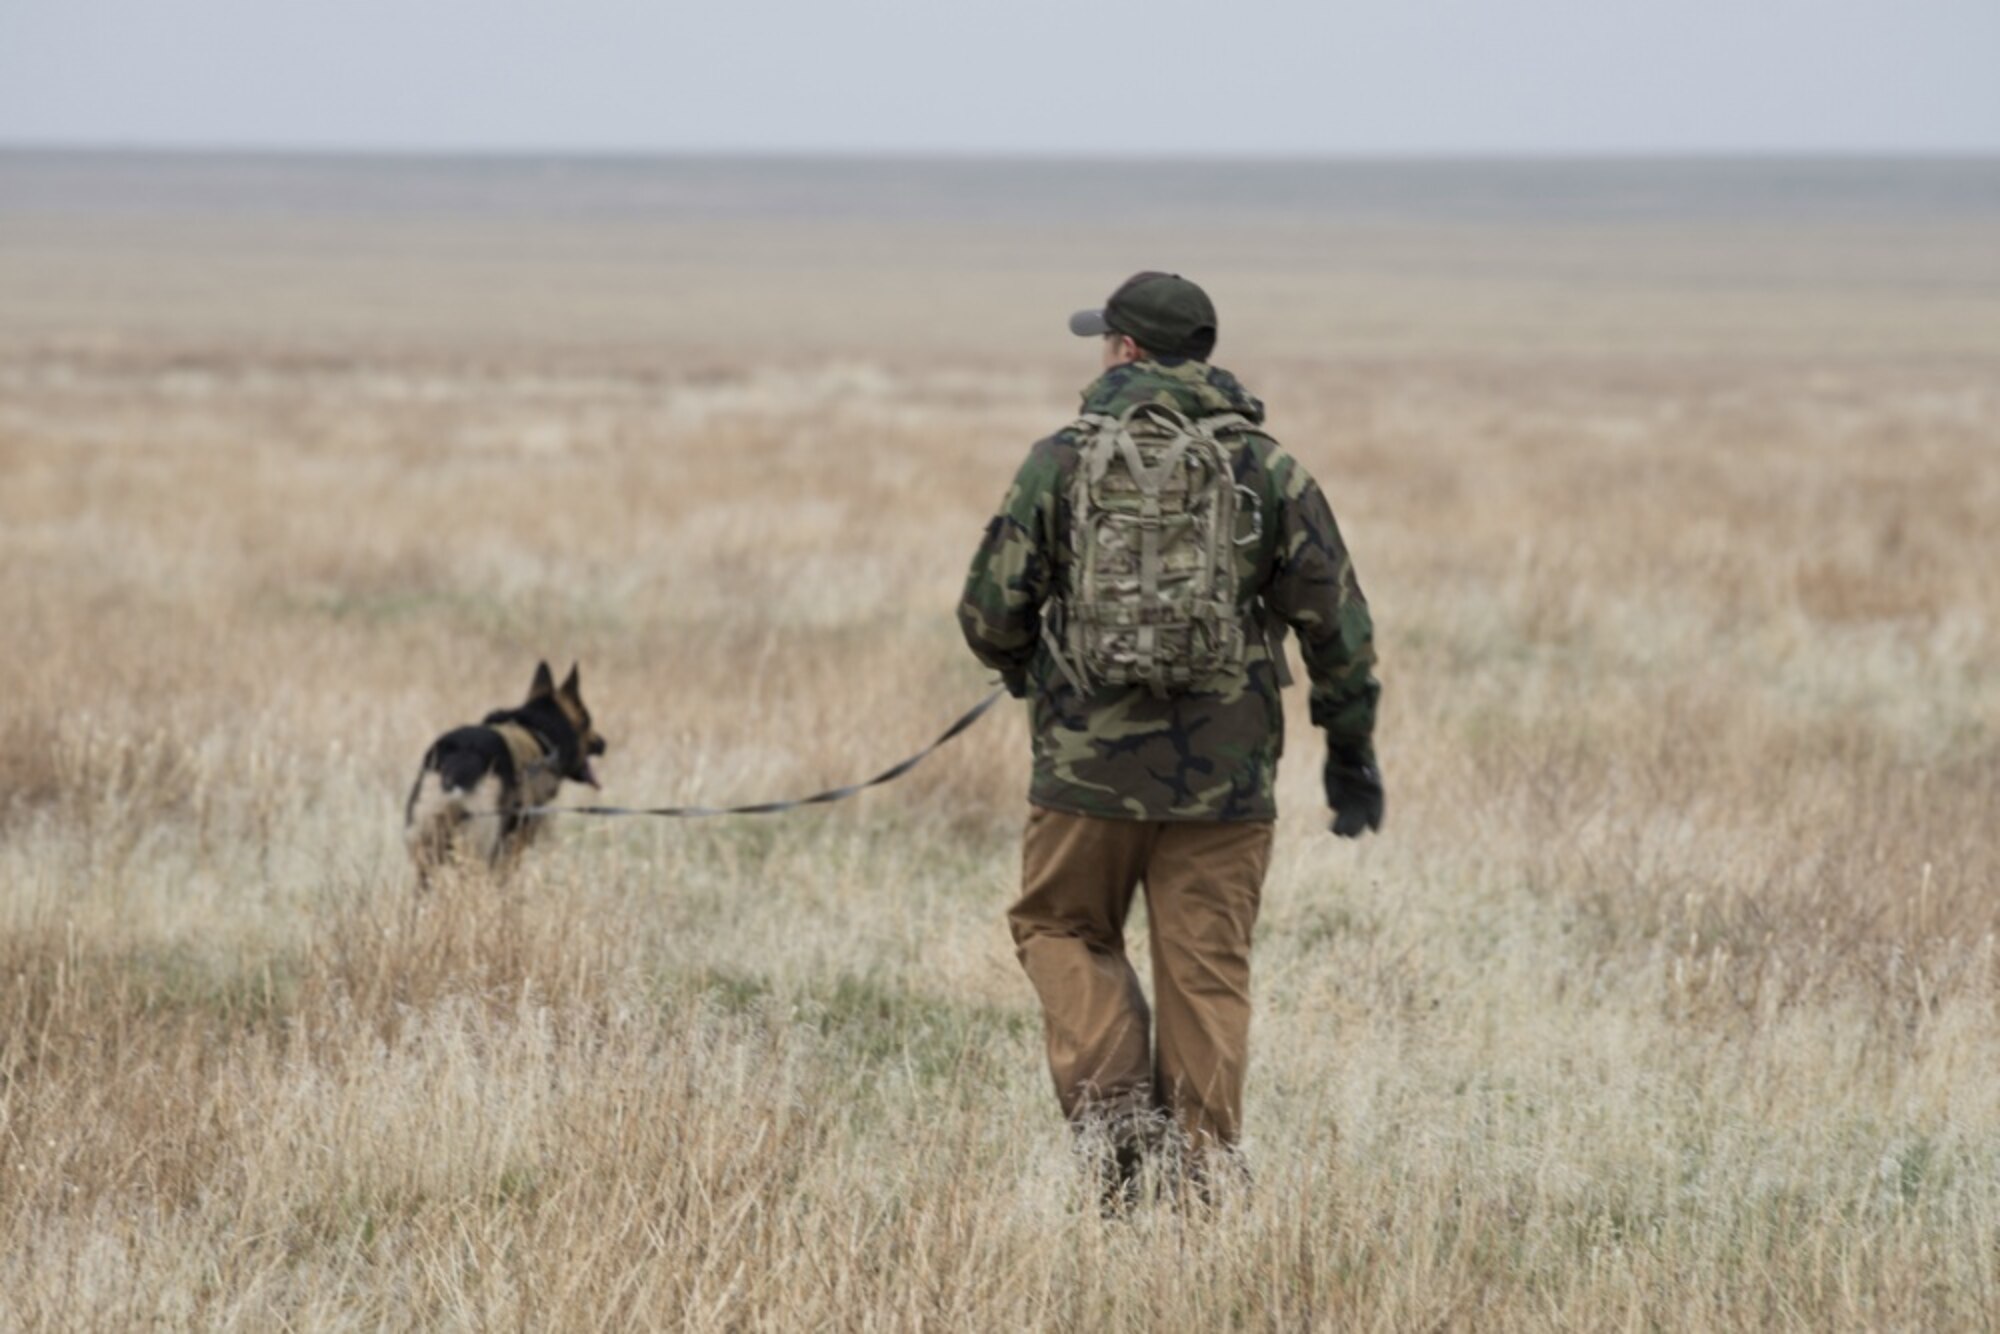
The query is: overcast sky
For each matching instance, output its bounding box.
[3,0,1997,157]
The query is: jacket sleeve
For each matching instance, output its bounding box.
[1262,463,1380,756]
[958,439,1062,695]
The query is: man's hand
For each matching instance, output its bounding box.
[1324,746,1383,838]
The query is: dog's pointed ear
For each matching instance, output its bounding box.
[561,663,581,698]
[529,661,556,700]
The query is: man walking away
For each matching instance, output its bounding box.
[958,272,1382,1208]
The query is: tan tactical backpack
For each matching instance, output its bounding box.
[1044,402,1261,696]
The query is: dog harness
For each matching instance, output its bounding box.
[490,722,564,808]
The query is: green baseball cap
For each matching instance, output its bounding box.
[1068,271,1218,360]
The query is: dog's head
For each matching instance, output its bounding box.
[526,660,607,788]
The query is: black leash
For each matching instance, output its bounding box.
[507,687,1008,820]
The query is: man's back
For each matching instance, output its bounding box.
[959,356,1380,822]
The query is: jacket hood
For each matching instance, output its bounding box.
[1078,359,1266,426]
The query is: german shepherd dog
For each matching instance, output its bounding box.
[404,662,607,884]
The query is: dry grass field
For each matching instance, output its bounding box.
[2,154,1998,1329]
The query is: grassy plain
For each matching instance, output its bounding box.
[2,154,1998,1329]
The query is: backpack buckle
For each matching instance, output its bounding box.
[1234,484,1262,546]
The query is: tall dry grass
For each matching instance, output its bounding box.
[2,159,1998,1328]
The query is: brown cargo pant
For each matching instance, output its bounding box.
[1009,805,1275,1150]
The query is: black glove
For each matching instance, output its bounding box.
[1324,746,1384,838]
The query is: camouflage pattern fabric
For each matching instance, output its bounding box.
[959,359,1379,822]
[1058,403,1248,694]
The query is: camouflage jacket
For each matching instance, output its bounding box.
[958,359,1378,822]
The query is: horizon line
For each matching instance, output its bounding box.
[5,140,1998,166]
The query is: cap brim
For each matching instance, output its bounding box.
[1068,308,1110,337]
